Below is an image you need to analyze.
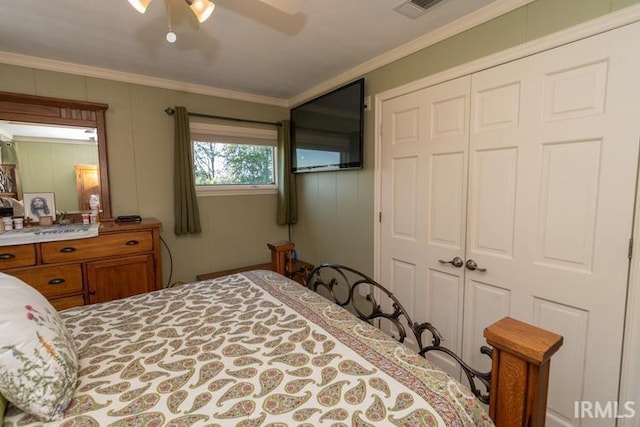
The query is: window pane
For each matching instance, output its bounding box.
[193,141,275,185]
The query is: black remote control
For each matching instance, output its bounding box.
[115,215,142,223]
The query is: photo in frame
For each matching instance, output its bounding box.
[23,192,56,223]
[0,164,21,199]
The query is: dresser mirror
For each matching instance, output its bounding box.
[0,91,111,221]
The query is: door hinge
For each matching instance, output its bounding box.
[379,212,382,223]
[629,238,634,259]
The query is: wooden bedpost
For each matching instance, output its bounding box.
[267,240,295,276]
[266,241,314,286]
[484,317,563,427]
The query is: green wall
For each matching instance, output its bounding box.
[0,64,289,284]
[1,0,638,283]
[16,140,98,212]
[291,0,640,275]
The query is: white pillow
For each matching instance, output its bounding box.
[0,273,78,420]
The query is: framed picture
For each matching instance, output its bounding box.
[0,164,21,199]
[23,192,56,223]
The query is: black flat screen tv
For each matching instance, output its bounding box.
[290,78,364,173]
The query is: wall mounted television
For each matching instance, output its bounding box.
[290,78,364,173]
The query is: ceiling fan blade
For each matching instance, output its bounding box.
[257,0,306,15]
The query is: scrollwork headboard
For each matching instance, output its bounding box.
[307,263,492,404]
[265,241,563,427]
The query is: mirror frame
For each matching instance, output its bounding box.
[0,91,111,220]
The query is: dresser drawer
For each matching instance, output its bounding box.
[11,264,83,299]
[41,231,153,264]
[50,295,85,311]
[0,244,36,269]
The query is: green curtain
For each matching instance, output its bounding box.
[173,106,201,235]
[276,120,297,225]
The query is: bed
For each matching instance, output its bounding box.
[0,242,562,426]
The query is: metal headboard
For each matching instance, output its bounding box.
[307,263,492,404]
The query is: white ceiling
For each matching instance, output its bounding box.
[0,0,522,105]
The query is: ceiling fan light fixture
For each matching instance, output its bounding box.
[166,30,177,43]
[128,0,153,14]
[186,0,215,23]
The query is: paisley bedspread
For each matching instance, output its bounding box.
[4,270,493,426]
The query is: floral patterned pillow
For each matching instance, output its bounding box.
[0,273,78,421]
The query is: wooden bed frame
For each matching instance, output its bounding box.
[267,241,563,427]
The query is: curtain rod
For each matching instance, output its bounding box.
[164,107,283,127]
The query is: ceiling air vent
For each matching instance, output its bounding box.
[393,0,445,19]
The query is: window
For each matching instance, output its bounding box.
[191,122,278,196]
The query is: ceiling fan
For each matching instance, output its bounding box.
[128,0,305,42]
[127,0,306,22]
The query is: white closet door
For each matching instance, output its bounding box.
[380,77,470,376]
[466,22,640,427]
[461,57,530,379]
[380,21,640,427]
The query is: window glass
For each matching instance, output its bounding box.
[193,141,275,185]
[190,123,278,196]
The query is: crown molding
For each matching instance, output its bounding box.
[0,51,289,107]
[0,0,533,109]
[288,0,534,107]
[2,1,636,109]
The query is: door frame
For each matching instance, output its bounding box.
[373,4,640,419]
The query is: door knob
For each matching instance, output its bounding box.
[465,259,487,272]
[438,256,464,268]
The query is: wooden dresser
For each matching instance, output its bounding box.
[0,218,162,310]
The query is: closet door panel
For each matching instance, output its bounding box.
[428,152,465,249]
[473,81,521,133]
[391,156,418,240]
[536,140,601,271]
[464,59,530,377]
[542,60,607,122]
[465,280,510,373]
[467,22,640,427]
[381,77,471,378]
[526,28,639,427]
[387,258,418,349]
[424,268,464,374]
[533,299,589,427]
[380,89,429,352]
[468,147,518,258]
[422,77,471,377]
[430,94,467,139]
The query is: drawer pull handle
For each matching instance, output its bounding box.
[125,240,139,246]
[48,278,65,285]
[60,247,77,253]
[0,253,16,260]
